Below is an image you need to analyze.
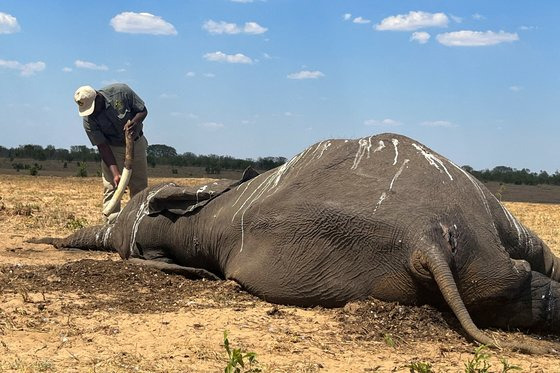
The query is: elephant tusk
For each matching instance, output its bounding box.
[102,129,134,217]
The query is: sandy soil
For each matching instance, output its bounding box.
[0,175,559,372]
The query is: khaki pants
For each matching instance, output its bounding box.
[101,136,148,218]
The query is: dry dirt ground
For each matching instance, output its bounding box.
[0,175,559,372]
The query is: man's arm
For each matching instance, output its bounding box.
[124,108,148,137]
[97,143,121,187]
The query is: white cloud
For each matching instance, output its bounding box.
[410,31,430,44]
[519,25,536,31]
[199,122,225,130]
[0,12,20,34]
[0,59,45,76]
[62,67,73,73]
[75,60,109,71]
[353,17,371,24]
[450,14,463,23]
[204,51,253,64]
[375,11,448,31]
[159,93,178,99]
[364,118,401,126]
[171,112,198,120]
[186,71,196,77]
[203,20,238,34]
[110,12,177,35]
[420,120,457,128]
[472,13,485,20]
[437,30,519,47]
[343,13,352,21]
[203,73,216,78]
[203,20,267,35]
[287,70,324,80]
[244,22,267,34]
[509,85,523,92]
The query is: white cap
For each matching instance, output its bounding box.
[74,85,96,117]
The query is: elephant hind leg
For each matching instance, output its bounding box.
[503,225,560,282]
[525,235,560,282]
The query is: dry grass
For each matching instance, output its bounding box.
[1,175,559,372]
[503,202,560,256]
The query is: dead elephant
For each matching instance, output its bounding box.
[31,133,560,354]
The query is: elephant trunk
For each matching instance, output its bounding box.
[422,245,551,354]
[27,225,115,252]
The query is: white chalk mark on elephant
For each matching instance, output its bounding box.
[392,139,399,166]
[374,140,385,153]
[373,192,387,213]
[316,141,331,159]
[373,159,409,214]
[232,151,308,252]
[196,185,208,203]
[389,159,409,191]
[233,150,307,222]
[412,143,453,181]
[351,138,373,170]
[448,160,499,234]
[232,178,256,208]
[498,201,530,246]
[129,183,174,257]
[103,225,113,248]
[450,161,493,215]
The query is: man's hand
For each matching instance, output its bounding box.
[124,119,139,138]
[109,164,121,187]
[113,173,121,187]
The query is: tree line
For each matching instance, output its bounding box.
[1,143,559,185]
[0,143,287,173]
[462,165,560,186]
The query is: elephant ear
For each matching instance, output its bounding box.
[229,166,259,187]
[148,167,260,216]
[148,185,224,215]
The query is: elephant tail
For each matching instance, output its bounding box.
[421,246,551,354]
[27,225,116,252]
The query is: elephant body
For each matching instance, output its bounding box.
[36,133,560,352]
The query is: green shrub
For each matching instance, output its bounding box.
[223,330,260,373]
[76,162,88,177]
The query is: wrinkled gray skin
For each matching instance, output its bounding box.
[33,133,560,354]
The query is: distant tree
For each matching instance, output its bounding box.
[147,144,178,159]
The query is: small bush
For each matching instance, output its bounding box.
[29,163,41,176]
[76,162,88,177]
[223,330,260,373]
[12,203,40,216]
[407,361,433,373]
[464,345,491,373]
[65,215,88,230]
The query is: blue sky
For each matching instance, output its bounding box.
[1,1,559,172]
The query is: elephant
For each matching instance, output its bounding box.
[31,133,559,354]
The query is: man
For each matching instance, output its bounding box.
[74,83,149,219]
